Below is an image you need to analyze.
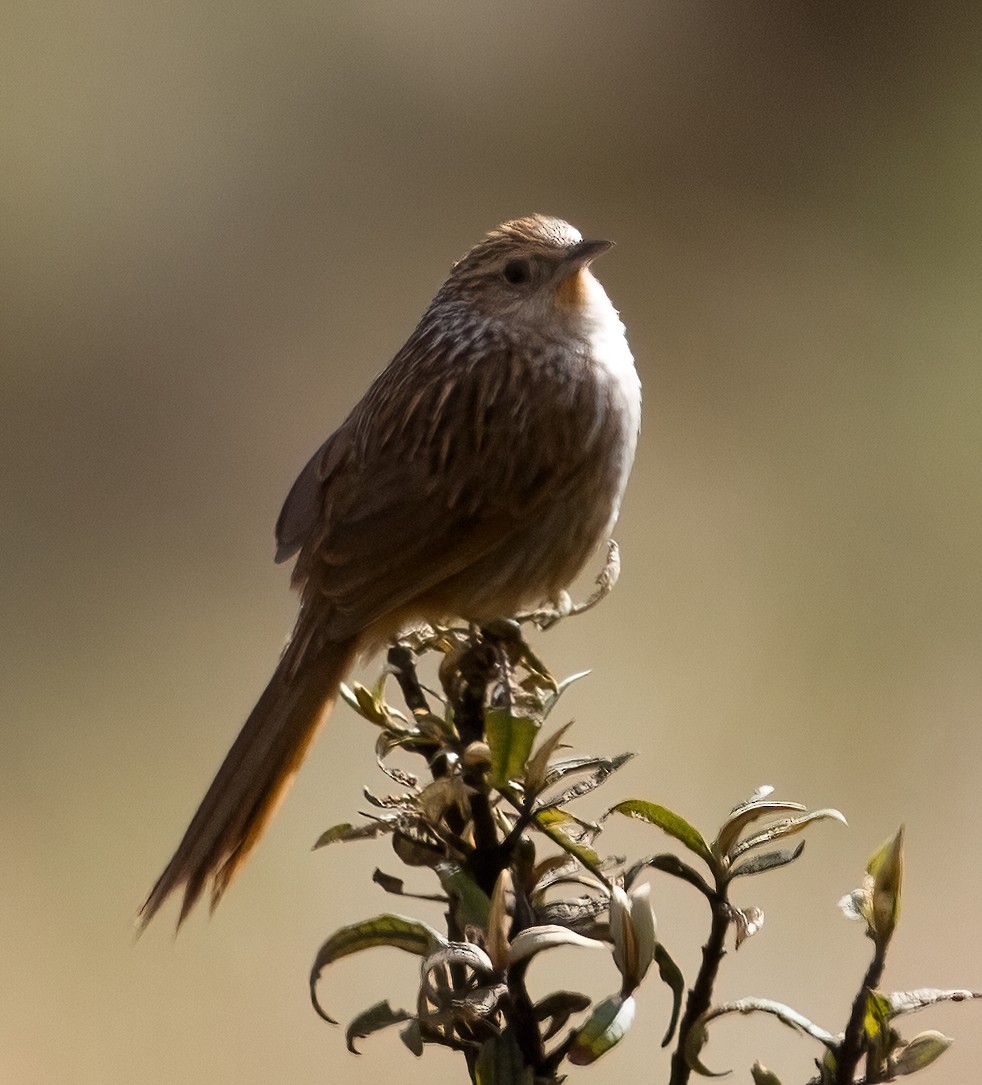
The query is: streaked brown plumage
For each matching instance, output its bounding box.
[140,214,641,928]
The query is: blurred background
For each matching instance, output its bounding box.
[3,3,981,1082]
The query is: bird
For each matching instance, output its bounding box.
[140,214,641,928]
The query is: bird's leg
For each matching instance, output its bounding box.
[481,618,557,695]
[386,644,431,716]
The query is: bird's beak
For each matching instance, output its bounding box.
[554,238,614,306]
[565,238,614,268]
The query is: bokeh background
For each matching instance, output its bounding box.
[4,4,981,1083]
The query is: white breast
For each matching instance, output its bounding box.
[577,271,642,529]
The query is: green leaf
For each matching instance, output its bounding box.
[345,1000,414,1053]
[610,800,714,866]
[339,680,399,726]
[868,825,905,948]
[435,859,492,933]
[485,707,540,789]
[863,989,893,1040]
[750,1061,784,1085]
[474,1028,534,1084]
[892,1030,953,1076]
[532,809,603,874]
[309,914,446,1023]
[568,993,636,1065]
[654,941,685,1046]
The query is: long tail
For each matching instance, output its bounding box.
[140,630,360,929]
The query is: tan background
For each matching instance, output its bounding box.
[4,4,982,1083]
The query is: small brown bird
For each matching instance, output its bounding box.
[141,214,641,927]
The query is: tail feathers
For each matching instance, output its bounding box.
[140,632,359,929]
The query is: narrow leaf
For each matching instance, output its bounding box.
[543,753,634,803]
[524,721,574,795]
[486,707,540,790]
[889,988,982,1015]
[727,809,846,865]
[475,1028,534,1084]
[543,754,628,790]
[611,800,713,865]
[868,825,904,948]
[715,798,807,860]
[628,853,714,898]
[534,991,592,1041]
[892,1030,953,1076]
[568,993,636,1065]
[435,859,492,932]
[313,819,394,849]
[731,905,764,948]
[509,924,605,965]
[750,1061,784,1085]
[654,941,685,1046]
[400,1019,424,1056]
[372,868,447,904]
[533,810,603,875]
[345,1000,414,1053]
[310,914,445,1023]
[730,842,805,878]
[694,998,839,1056]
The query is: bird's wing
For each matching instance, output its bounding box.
[274,338,611,639]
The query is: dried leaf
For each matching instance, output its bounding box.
[524,720,574,795]
[888,988,982,1015]
[654,941,685,1047]
[714,795,806,860]
[726,809,846,866]
[371,868,447,904]
[313,820,394,849]
[731,905,765,949]
[534,990,592,1040]
[486,869,514,973]
[509,924,605,965]
[730,842,805,878]
[686,997,839,1075]
[543,754,628,790]
[543,752,634,807]
[399,1018,424,1056]
[627,854,714,898]
[536,894,608,933]
[345,999,414,1053]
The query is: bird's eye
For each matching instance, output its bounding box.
[502,258,532,285]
